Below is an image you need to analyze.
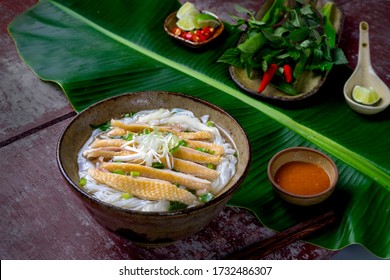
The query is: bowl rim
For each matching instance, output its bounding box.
[57,90,251,217]
[267,146,338,199]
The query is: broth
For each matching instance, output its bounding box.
[275,161,330,195]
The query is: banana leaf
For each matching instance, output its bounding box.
[8,0,390,258]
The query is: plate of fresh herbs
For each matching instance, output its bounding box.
[218,0,348,101]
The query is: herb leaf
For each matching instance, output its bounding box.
[218,0,348,95]
[169,201,187,211]
[90,121,111,131]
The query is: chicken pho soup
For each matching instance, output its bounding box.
[78,108,238,212]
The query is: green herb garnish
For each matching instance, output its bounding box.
[206,121,215,127]
[112,169,125,175]
[141,128,151,135]
[123,112,135,118]
[121,193,133,199]
[90,121,111,131]
[124,132,133,141]
[199,192,214,203]
[207,163,215,169]
[178,139,188,147]
[218,0,348,95]
[196,147,215,154]
[79,177,87,187]
[170,139,188,153]
[169,201,188,211]
[151,162,164,169]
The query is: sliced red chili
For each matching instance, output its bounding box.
[173,27,182,36]
[258,63,278,93]
[283,64,293,83]
[198,34,207,42]
[184,32,193,41]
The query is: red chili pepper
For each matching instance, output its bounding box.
[184,32,193,41]
[258,63,278,93]
[173,27,182,36]
[198,34,207,42]
[283,64,293,83]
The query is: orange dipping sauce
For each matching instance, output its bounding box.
[275,161,330,195]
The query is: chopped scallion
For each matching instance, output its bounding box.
[170,139,188,153]
[207,163,215,169]
[178,139,188,147]
[79,177,87,187]
[141,128,151,135]
[170,145,180,153]
[90,121,111,131]
[196,147,215,154]
[151,162,164,169]
[199,192,214,203]
[206,121,215,127]
[121,193,133,199]
[123,112,135,118]
[112,169,125,175]
[169,201,187,211]
[124,132,133,141]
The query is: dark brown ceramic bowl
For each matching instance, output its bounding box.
[267,147,338,206]
[164,11,224,48]
[57,91,250,246]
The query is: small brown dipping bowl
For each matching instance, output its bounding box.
[267,147,338,206]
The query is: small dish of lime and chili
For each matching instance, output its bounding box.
[164,2,224,48]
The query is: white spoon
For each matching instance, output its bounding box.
[343,21,390,115]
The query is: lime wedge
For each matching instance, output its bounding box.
[352,85,381,105]
[194,13,220,29]
[176,17,197,31]
[177,2,200,19]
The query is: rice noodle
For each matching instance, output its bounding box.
[78,108,237,212]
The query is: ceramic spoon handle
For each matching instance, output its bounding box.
[358,21,372,73]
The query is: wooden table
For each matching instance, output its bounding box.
[1,0,388,260]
